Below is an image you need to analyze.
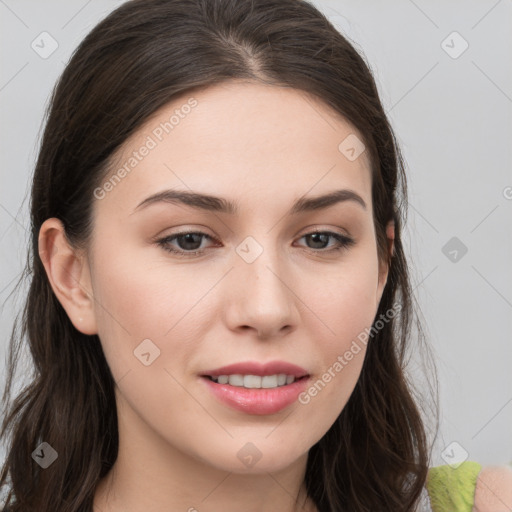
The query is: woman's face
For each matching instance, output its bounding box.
[79,81,392,473]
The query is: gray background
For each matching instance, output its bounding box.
[1,0,511,469]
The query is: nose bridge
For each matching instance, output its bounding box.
[230,233,296,333]
[235,234,287,298]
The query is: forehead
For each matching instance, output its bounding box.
[95,80,372,218]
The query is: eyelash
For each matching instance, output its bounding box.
[155,229,355,258]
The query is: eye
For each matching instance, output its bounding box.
[295,230,355,253]
[155,229,355,258]
[156,230,218,257]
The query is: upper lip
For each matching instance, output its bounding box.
[201,361,309,378]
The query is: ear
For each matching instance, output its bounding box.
[38,218,97,335]
[376,219,395,305]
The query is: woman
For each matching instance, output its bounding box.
[1,0,508,510]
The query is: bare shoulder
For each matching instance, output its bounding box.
[473,465,512,511]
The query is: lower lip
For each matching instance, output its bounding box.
[201,376,310,415]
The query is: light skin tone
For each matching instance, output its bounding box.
[39,80,394,512]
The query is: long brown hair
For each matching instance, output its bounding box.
[0,0,437,510]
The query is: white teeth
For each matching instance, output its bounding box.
[261,375,278,388]
[244,375,261,388]
[210,373,298,389]
[228,374,244,387]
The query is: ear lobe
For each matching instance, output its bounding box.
[38,218,97,335]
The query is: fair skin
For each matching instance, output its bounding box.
[39,81,394,512]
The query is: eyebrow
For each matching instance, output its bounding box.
[132,188,367,216]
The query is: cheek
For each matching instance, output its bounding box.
[89,237,213,383]
[298,253,379,413]
[89,248,211,435]
[92,229,218,330]
[307,251,380,348]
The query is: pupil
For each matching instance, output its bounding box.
[180,233,201,250]
[309,233,328,249]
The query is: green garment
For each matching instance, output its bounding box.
[426,461,482,512]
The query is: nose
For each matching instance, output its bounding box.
[224,241,299,339]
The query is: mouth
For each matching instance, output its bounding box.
[199,360,311,415]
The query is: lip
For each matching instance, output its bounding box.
[199,360,310,415]
[201,360,309,378]
[201,375,310,415]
